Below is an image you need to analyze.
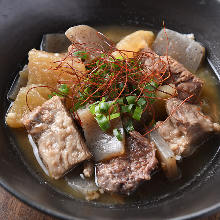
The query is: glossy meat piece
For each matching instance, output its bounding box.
[96,131,157,195]
[142,47,203,103]
[22,96,91,179]
[77,107,125,161]
[157,98,220,156]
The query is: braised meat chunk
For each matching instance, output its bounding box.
[22,96,91,179]
[142,47,203,103]
[157,98,220,156]
[96,131,158,195]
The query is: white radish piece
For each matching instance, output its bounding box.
[152,29,205,73]
[66,172,100,201]
[150,130,180,180]
[77,108,125,161]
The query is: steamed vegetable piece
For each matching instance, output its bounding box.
[8,65,29,101]
[113,30,155,58]
[150,130,179,180]
[6,84,51,128]
[77,107,125,161]
[65,25,112,59]
[65,171,100,201]
[152,29,205,73]
[27,49,86,87]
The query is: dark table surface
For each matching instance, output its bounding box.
[0,186,219,220]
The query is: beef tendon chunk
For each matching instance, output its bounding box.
[157,98,220,156]
[142,47,203,103]
[22,96,91,179]
[96,131,158,195]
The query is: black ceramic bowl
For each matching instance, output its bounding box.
[1,0,220,219]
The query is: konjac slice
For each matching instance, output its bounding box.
[77,107,125,161]
[40,33,71,53]
[152,29,205,73]
[8,65,29,101]
[27,49,86,88]
[6,84,51,128]
[65,25,112,59]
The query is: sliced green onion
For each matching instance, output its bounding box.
[116,98,124,105]
[99,102,109,113]
[113,128,123,141]
[116,56,123,60]
[89,104,96,115]
[124,120,134,133]
[74,51,88,60]
[95,115,110,131]
[95,105,100,114]
[58,84,69,95]
[137,97,147,108]
[126,96,136,104]
[132,106,143,121]
[110,113,120,120]
[48,94,53,99]
[51,91,64,97]
[145,93,156,104]
[145,80,159,92]
[121,104,134,113]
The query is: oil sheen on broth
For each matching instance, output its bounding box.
[9,26,220,205]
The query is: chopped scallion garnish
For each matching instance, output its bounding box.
[95,114,110,131]
[126,96,136,104]
[74,51,88,60]
[58,84,69,95]
[124,119,135,133]
[132,106,143,121]
[113,128,123,141]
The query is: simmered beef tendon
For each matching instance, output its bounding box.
[22,96,91,179]
[157,98,220,156]
[96,131,158,194]
[142,47,203,103]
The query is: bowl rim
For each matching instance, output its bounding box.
[1,178,220,220]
